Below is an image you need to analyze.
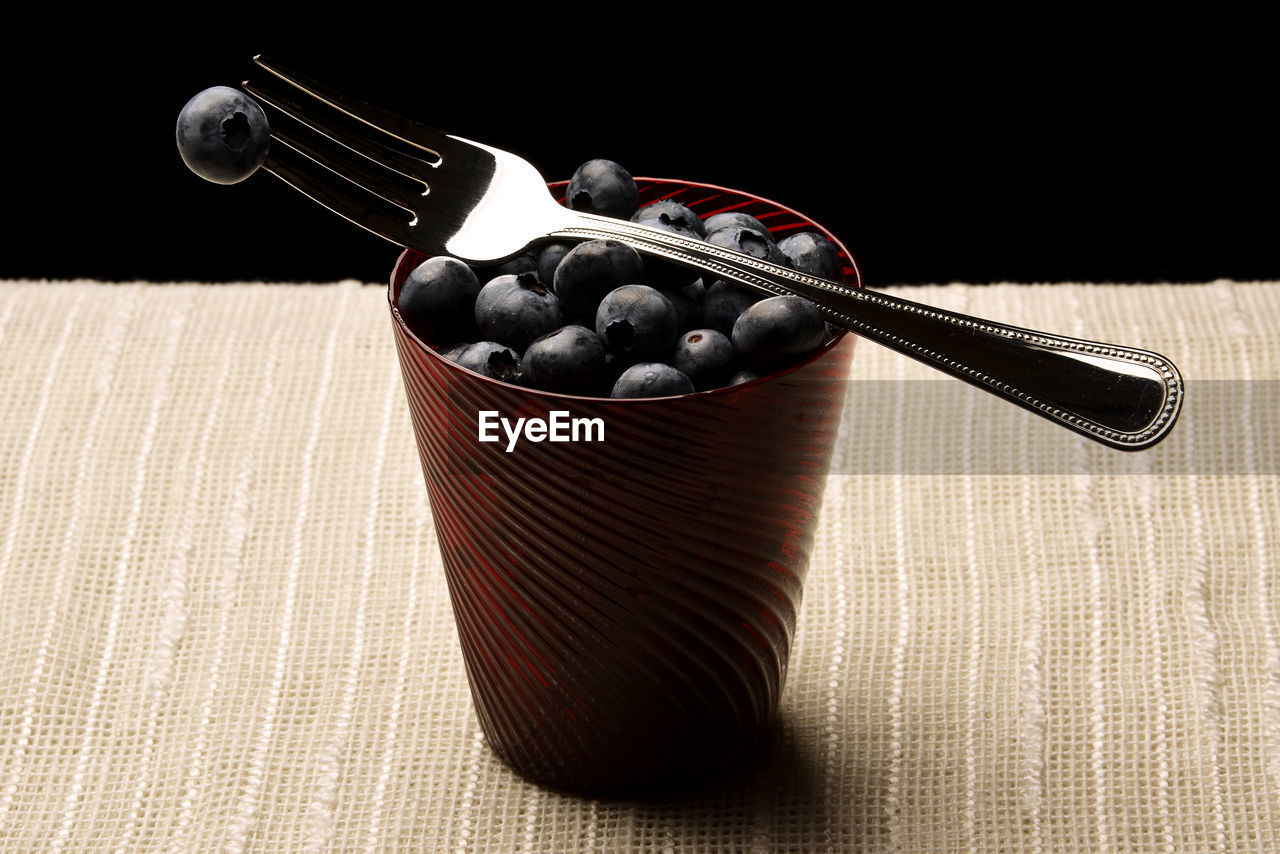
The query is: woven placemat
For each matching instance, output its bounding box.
[0,279,1276,852]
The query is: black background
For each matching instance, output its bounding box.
[7,17,1274,288]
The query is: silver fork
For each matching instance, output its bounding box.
[242,55,1182,451]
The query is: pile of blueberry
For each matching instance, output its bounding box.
[400,159,844,398]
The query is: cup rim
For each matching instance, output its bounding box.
[388,176,861,404]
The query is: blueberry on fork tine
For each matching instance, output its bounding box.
[176,86,270,185]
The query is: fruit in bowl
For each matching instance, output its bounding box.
[393,159,858,400]
[387,171,859,790]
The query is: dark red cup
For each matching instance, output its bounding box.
[389,177,861,795]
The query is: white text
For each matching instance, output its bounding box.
[478,410,605,452]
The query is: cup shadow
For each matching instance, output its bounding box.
[596,710,886,851]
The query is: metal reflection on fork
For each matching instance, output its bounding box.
[242,54,1183,452]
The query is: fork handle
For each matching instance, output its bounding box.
[550,218,1183,451]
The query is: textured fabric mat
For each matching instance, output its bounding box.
[0,279,1276,852]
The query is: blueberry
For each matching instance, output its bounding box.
[398,256,483,345]
[552,239,646,322]
[731,295,828,373]
[611,363,695,398]
[566,159,639,219]
[672,328,735,391]
[535,241,575,287]
[706,225,789,266]
[631,200,707,239]
[778,232,842,279]
[628,209,703,290]
[475,250,539,281]
[439,342,471,361]
[703,212,773,240]
[729,369,761,386]
[474,271,565,352]
[595,285,679,364]
[453,341,522,383]
[665,278,706,331]
[702,279,765,335]
[176,87,270,185]
[520,325,607,394]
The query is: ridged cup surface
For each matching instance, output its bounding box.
[389,178,860,794]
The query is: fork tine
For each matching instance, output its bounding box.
[261,136,418,250]
[243,70,436,188]
[263,110,427,215]
[251,54,457,164]
[242,54,522,263]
